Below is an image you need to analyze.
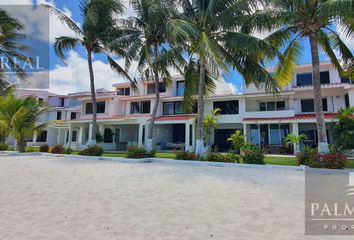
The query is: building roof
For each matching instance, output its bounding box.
[243,113,339,122]
[155,115,195,121]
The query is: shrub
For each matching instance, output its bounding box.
[79,145,103,156]
[296,146,319,165]
[241,147,265,164]
[309,153,348,169]
[49,144,65,154]
[39,144,49,153]
[0,142,8,151]
[126,145,155,158]
[176,151,198,160]
[204,152,241,163]
[25,146,39,152]
[65,148,73,154]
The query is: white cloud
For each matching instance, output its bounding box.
[48,51,131,94]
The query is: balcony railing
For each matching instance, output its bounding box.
[244,110,295,118]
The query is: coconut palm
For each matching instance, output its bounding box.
[203,108,221,144]
[0,96,47,152]
[0,8,32,90]
[250,0,354,153]
[284,133,308,153]
[168,0,281,156]
[117,0,185,151]
[43,0,130,144]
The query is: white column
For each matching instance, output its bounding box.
[32,132,37,145]
[349,89,354,107]
[138,124,143,147]
[78,127,83,147]
[192,123,196,151]
[243,123,248,142]
[292,122,300,154]
[185,123,190,151]
[68,125,73,148]
[88,123,93,144]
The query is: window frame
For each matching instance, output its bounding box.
[213,100,239,115]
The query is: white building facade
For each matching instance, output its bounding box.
[19,62,354,154]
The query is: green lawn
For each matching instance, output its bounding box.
[264,156,297,166]
[346,160,354,169]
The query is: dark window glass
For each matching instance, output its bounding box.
[276,101,286,110]
[72,131,77,142]
[301,99,315,112]
[213,100,239,114]
[85,103,93,114]
[142,101,151,114]
[104,128,113,143]
[345,94,350,108]
[70,112,77,120]
[341,77,350,84]
[56,111,62,120]
[60,98,65,107]
[301,99,327,112]
[297,73,312,86]
[322,98,328,112]
[260,102,266,111]
[300,130,316,141]
[176,81,185,96]
[37,131,47,142]
[159,83,166,93]
[97,102,105,113]
[147,83,166,94]
[174,102,183,114]
[163,102,174,115]
[38,98,43,103]
[131,102,140,114]
[267,102,275,111]
[117,88,130,96]
[320,71,330,84]
[189,124,192,146]
[124,88,130,96]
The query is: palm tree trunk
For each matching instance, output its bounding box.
[309,35,328,153]
[87,49,97,144]
[146,43,160,151]
[18,138,26,153]
[195,56,206,156]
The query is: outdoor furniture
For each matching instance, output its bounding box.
[164,141,185,150]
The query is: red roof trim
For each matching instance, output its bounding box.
[243,113,338,122]
[155,115,195,121]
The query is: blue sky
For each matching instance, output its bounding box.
[4,0,349,94]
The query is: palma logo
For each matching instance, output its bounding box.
[346,172,354,197]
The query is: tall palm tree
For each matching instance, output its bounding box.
[117,0,185,151]
[0,96,47,152]
[251,0,354,153]
[43,0,130,144]
[168,0,281,156]
[0,9,32,91]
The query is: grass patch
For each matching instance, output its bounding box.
[264,156,297,166]
[345,160,354,169]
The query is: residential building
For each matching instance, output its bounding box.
[18,62,354,154]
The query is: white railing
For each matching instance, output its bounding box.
[244,110,295,118]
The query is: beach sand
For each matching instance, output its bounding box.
[0,155,350,240]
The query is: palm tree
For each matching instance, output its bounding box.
[203,108,221,145]
[284,133,307,153]
[118,0,185,151]
[0,9,32,90]
[251,0,354,153]
[43,0,130,144]
[168,0,281,156]
[0,96,47,152]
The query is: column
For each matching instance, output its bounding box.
[191,123,196,151]
[138,124,143,147]
[292,122,299,154]
[68,125,73,148]
[185,123,190,151]
[32,132,37,145]
[243,124,248,142]
[349,89,354,107]
[88,123,93,144]
[78,127,83,147]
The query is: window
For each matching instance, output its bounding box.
[72,131,77,142]
[163,101,183,115]
[104,128,113,143]
[85,102,105,114]
[250,124,260,145]
[297,73,312,86]
[117,87,130,96]
[213,100,239,114]
[320,71,330,84]
[259,101,285,111]
[37,131,47,142]
[70,112,77,120]
[56,111,62,120]
[301,99,328,112]
[176,81,185,96]
[297,72,331,86]
[147,83,166,94]
[345,94,350,108]
[142,101,151,114]
[60,98,65,107]
[131,101,151,114]
[38,98,43,103]
[341,77,350,84]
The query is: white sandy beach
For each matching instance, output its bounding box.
[0,155,351,240]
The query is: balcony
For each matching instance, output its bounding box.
[244,110,295,119]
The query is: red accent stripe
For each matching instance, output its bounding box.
[243,113,338,122]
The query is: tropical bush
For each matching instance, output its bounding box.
[126,145,155,158]
[309,152,347,169]
[25,146,39,152]
[204,152,241,163]
[333,107,354,150]
[296,146,319,166]
[227,130,245,152]
[79,145,103,156]
[176,151,198,160]
[49,144,65,154]
[0,142,8,151]
[39,144,49,153]
[241,145,265,164]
